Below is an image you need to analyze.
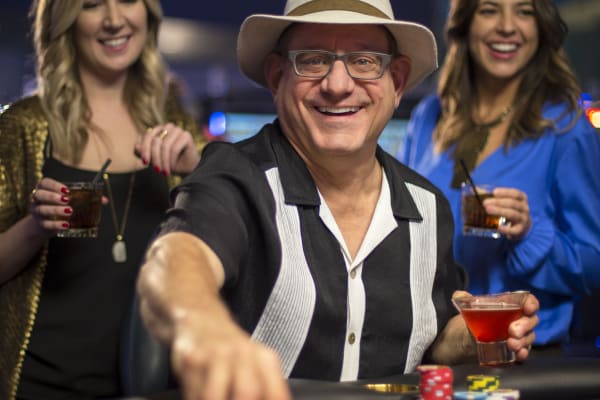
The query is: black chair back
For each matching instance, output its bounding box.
[120,294,176,395]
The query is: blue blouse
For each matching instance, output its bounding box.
[399,95,600,345]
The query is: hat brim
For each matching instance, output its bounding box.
[237,11,438,91]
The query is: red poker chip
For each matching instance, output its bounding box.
[421,382,453,399]
[417,364,454,399]
[417,364,454,384]
[422,385,453,393]
[417,364,453,373]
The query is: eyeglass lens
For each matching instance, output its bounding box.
[289,50,391,80]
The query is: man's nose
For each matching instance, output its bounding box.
[321,59,355,94]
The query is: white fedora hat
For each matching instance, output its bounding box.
[237,0,438,91]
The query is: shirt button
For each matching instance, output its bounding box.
[348,332,356,344]
[350,269,357,279]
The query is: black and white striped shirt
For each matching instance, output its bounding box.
[161,121,465,381]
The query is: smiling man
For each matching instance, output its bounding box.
[137,1,540,399]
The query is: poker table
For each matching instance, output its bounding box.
[123,354,600,400]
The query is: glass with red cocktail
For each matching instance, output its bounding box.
[453,291,529,366]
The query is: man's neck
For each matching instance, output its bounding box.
[310,157,383,259]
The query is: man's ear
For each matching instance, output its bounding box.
[389,55,411,107]
[264,53,285,96]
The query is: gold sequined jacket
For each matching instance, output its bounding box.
[0,95,206,399]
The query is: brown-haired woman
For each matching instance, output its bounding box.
[399,0,600,348]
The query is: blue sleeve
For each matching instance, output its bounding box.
[396,95,440,167]
[506,114,600,295]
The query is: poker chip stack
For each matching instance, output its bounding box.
[416,365,454,400]
[466,374,500,393]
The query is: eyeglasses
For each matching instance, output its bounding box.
[287,50,392,80]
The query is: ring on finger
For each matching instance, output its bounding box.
[30,188,38,204]
[157,129,168,140]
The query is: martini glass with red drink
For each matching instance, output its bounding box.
[453,291,529,366]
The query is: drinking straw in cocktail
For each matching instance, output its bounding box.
[459,159,484,208]
[92,158,112,185]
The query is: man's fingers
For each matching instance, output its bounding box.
[202,354,233,400]
[257,348,292,400]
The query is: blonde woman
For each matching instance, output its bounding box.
[399,0,600,349]
[0,0,206,398]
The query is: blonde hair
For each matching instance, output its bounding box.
[30,0,167,164]
[435,0,583,154]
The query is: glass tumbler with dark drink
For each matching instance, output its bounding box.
[453,291,529,366]
[56,181,104,238]
[461,183,506,239]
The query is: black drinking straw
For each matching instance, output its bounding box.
[92,158,112,185]
[459,159,484,208]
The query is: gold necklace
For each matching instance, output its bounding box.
[103,172,136,263]
[472,106,513,153]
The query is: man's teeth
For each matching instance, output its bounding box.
[490,43,517,52]
[318,107,359,114]
[103,38,128,47]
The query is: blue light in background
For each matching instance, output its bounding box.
[580,92,593,108]
[208,111,227,136]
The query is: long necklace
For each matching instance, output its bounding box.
[451,106,512,188]
[472,106,513,153]
[103,172,136,263]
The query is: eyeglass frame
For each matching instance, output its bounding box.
[286,50,393,81]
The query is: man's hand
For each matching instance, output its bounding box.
[170,314,291,400]
[507,292,539,361]
[451,290,539,362]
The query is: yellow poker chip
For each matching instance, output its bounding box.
[466,374,499,384]
[466,374,500,392]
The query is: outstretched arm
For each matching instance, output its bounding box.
[137,231,291,400]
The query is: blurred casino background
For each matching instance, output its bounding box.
[1,0,599,150]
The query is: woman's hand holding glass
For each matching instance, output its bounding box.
[29,177,75,237]
[137,123,201,177]
[483,187,532,240]
[29,177,109,238]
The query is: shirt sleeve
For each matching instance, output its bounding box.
[506,116,600,295]
[157,142,274,285]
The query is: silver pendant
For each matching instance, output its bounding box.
[112,240,127,263]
